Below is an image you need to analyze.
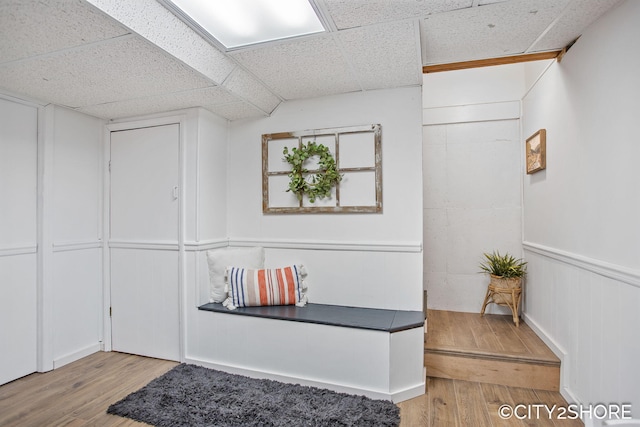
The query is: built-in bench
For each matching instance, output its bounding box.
[190,302,426,402]
[198,302,424,333]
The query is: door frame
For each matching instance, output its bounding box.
[102,114,187,361]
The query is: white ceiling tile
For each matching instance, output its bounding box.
[205,102,268,121]
[86,0,236,84]
[230,35,361,100]
[76,86,239,120]
[337,20,422,90]
[0,0,129,64]
[529,0,623,52]
[422,0,570,65]
[0,36,213,108]
[322,0,473,29]
[222,68,281,114]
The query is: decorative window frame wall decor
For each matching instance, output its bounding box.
[262,124,382,214]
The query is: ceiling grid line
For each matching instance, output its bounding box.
[0,34,135,68]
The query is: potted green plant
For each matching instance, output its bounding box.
[479,251,527,281]
[479,251,527,325]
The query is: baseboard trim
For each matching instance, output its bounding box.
[184,357,423,403]
[391,368,427,403]
[53,343,101,369]
[522,313,580,404]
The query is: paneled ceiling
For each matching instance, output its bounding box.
[0,0,622,121]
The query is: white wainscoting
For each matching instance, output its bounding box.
[51,246,102,368]
[185,313,425,403]
[189,238,423,310]
[0,95,39,384]
[0,253,38,385]
[523,242,640,422]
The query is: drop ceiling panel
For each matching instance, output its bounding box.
[76,86,239,120]
[230,35,361,100]
[321,0,472,29]
[205,101,268,121]
[222,68,281,114]
[0,36,214,108]
[337,21,422,90]
[422,0,570,65]
[0,0,129,64]
[529,0,623,52]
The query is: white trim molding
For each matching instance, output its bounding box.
[184,239,229,251]
[422,100,520,125]
[0,245,37,257]
[52,241,102,253]
[52,343,101,369]
[523,241,640,288]
[521,312,577,405]
[228,237,422,253]
[108,240,179,251]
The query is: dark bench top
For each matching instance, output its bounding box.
[198,302,424,333]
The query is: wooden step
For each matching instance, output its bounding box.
[425,310,561,392]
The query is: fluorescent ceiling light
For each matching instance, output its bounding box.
[168,0,325,49]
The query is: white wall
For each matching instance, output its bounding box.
[0,99,104,381]
[422,64,527,313]
[0,96,38,385]
[46,105,104,368]
[183,108,229,244]
[225,87,424,311]
[521,1,639,423]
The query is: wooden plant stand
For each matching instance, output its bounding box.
[480,277,522,327]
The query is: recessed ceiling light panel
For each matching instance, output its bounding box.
[167,0,325,49]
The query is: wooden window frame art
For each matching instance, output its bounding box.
[526,129,546,174]
[262,124,382,214]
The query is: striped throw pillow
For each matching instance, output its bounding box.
[224,265,307,310]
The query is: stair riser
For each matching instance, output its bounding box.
[425,352,560,392]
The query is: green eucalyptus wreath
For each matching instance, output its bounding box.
[283,141,342,203]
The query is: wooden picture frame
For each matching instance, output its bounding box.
[526,129,546,174]
[262,124,382,214]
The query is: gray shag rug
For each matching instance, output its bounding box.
[107,363,400,427]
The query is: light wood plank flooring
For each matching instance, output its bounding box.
[0,350,583,426]
[426,310,559,362]
[0,351,177,426]
[397,377,583,427]
[401,311,581,426]
[425,310,561,391]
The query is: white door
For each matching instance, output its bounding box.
[109,124,180,361]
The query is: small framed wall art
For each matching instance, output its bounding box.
[526,129,546,174]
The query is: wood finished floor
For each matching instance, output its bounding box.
[0,310,580,427]
[0,351,177,427]
[425,309,560,364]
